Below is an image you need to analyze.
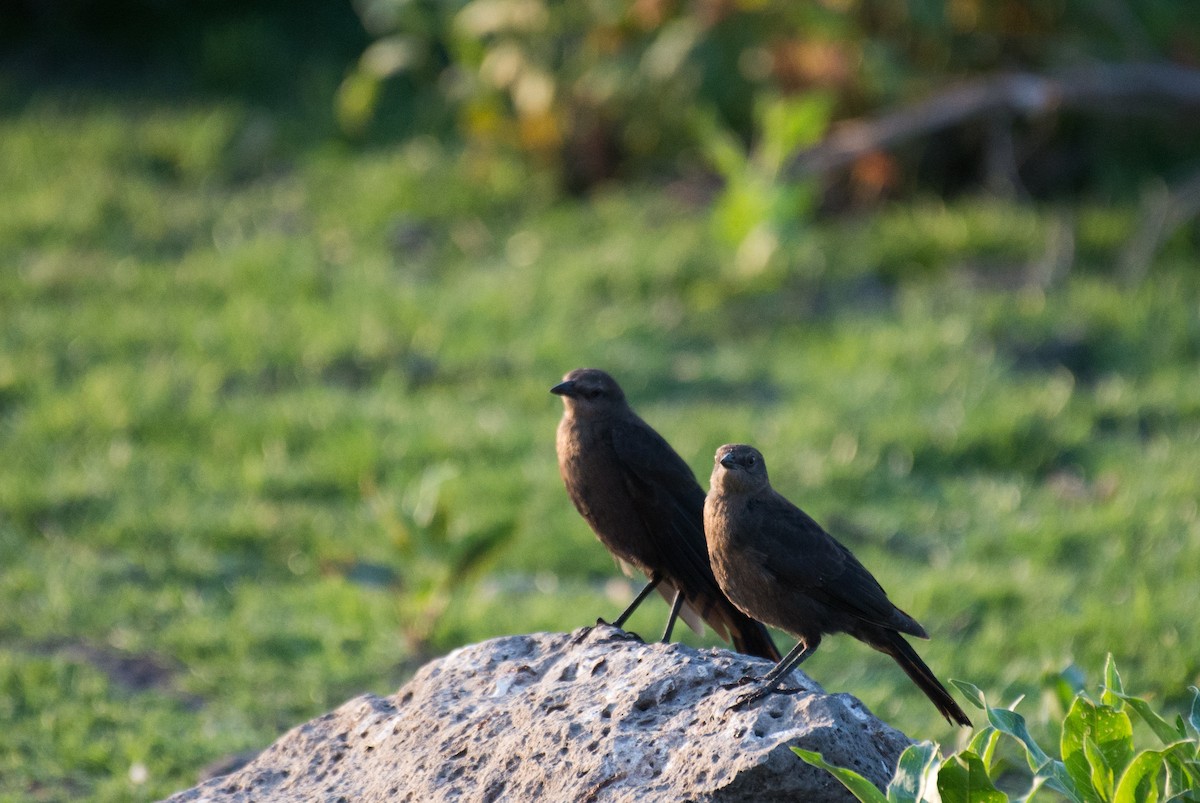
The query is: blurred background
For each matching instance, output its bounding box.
[2,0,1199,799]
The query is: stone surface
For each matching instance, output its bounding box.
[165,626,913,802]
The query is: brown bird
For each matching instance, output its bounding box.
[552,369,780,661]
[704,443,971,726]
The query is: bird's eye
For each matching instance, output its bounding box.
[746,455,756,466]
[584,388,602,399]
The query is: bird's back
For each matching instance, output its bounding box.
[556,412,667,572]
[709,485,926,641]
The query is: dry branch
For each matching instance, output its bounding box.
[788,64,1200,180]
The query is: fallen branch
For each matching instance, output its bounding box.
[788,64,1200,179]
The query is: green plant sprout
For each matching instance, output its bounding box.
[795,656,1200,802]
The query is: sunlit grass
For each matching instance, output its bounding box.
[1,95,1198,800]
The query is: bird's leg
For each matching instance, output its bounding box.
[609,574,661,630]
[660,587,685,643]
[571,574,661,646]
[725,637,818,711]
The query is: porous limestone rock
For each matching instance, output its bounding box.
[165,625,912,802]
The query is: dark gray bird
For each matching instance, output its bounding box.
[704,443,971,726]
[552,369,780,661]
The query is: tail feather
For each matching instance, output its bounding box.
[717,603,781,662]
[693,593,781,661]
[730,619,782,662]
[880,630,971,727]
[657,584,781,662]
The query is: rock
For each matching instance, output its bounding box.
[165,626,912,802]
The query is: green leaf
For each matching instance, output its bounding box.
[990,707,1051,769]
[1163,750,1200,795]
[1084,735,1114,801]
[989,707,1080,800]
[1113,749,1164,803]
[968,726,1003,773]
[335,69,382,136]
[792,747,889,803]
[1031,759,1086,803]
[1188,686,1200,738]
[1016,774,1050,803]
[937,750,1006,803]
[447,520,514,580]
[887,742,940,803]
[952,679,988,711]
[1061,696,1134,801]
[756,92,834,175]
[1055,664,1089,712]
[692,108,747,181]
[1101,654,1123,708]
[1113,692,1185,746]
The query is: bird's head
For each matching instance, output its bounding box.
[551,368,627,416]
[710,443,770,494]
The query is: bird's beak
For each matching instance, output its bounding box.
[719,453,737,469]
[550,380,576,397]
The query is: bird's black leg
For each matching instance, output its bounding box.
[660,587,685,643]
[726,637,818,711]
[610,574,661,630]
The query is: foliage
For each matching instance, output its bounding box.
[361,465,514,652]
[795,657,1200,802]
[2,95,1200,800]
[694,91,832,278]
[344,0,1200,190]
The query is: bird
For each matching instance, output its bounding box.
[551,369,780,661]
[703,443,971,726]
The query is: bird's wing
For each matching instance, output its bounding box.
[757,497,917,633]
[607,419,726,609]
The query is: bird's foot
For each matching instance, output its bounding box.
[725,684,770,712]
[722,681,804,712]
[582,619,643,643]
[567,627,595,647]
[719,675,757,691]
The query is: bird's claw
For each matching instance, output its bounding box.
[719,675,757,691]
[567,627,595,646]
[725,688,768,712]
[585,619,644,643]
[722,680,804,713]
[775,685,806,697]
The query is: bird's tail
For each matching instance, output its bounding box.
[691,594,782,662]
[878,630,971,727]
[722,608,782,662]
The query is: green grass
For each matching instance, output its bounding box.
[1,93,1198,801]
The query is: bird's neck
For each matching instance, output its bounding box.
[708,486,750,517]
